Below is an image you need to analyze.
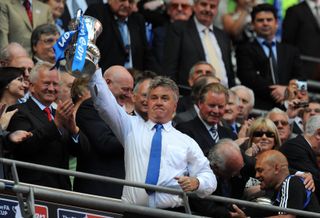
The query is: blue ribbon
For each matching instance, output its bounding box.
[53,30,76,63]
[72,15,88,72]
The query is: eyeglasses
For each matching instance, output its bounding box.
[304,108,320,113]
[19,67,32,73]
[273,120,289,127]
[170,3,191,9]
[38,37,57,45]
[252,131,275,138]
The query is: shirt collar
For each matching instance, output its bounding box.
[197,113,217,131]
[30,96,53,111]
[21,0,32,5]
[194,16,214,33]
[146,120,173,132]
[256,36,277,46]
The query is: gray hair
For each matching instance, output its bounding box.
[305,115,320,135]
[266,107,289,121]
[231,85,255,108]
[29,62,59,83]
[198,82,229,103]
[165,0,193,6]
[188,61,214,80]
[0,42,28,65]
[148,76,179,102]
[228,89,240,106]
[208,139,240,172]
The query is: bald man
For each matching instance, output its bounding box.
[74,65,133,198]
[0,42,29,67]
[231,150,320,218]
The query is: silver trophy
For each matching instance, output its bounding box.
[65,10,102,78]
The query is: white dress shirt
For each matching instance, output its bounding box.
[89,69,216,208]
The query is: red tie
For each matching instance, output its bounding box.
[43,107,52,122]
[23,0,33,25]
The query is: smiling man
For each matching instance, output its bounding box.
[230,150,320,218]
[89,68,216,215]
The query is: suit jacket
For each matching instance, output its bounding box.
[6,98,89,190]
[85,3,159,72]
[279,134,320,199]
[74,98,125,198]
[163,17,235,87]
[173,106,197,126]
[282,1,320,80]
[0,0,54,54]
[176,116,237,156]
[236,39,304,110]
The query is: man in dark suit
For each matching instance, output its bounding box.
[84,0,159,72]
[163,0,235,88]
[236,3,304,111]
[282,0,320,81]
[7,62,89,190]
[74,65,133,198]
[176,83,236,156]
[279,115,320,200]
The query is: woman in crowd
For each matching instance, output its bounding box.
[0,67,27,130]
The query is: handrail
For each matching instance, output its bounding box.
[1,158,320,218]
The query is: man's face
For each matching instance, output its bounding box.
[30,68,60,106]
[109,0,131,20]
[167,0,193,22]
[148,86,177,124]
[268,113,291,143]
[255,158,276,190]
[58,73,75,102]
[252,11,278,41]
[235,89,252,120]
[133,79,151,118]
[188,63,215,86]
[33,33,59,64]
[303,102,320,125]
[9,56,34,83]
[107,75,133,107]
[193,0,219,27]
[198,91,226,125]
[223,94,239,124]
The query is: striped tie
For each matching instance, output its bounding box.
[210,126,219,143]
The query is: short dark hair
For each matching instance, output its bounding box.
[251,3,277,21]
[31,24,59,55]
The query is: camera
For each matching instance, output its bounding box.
[296,80,307,91]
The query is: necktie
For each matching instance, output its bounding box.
[23,0,32,25]
[263,41,279,84]
[43,107,52,122]
[202,28,222,80]
[210,126,219,143]
[118,20,130,66]
[145,124,163,194]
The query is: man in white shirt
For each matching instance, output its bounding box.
[89,66,216,211]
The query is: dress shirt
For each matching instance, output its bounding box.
[198,114,219,141]
[256,36,278,61]
[89,69,216,208]
[306,0,320,20]
[194,17,228,87]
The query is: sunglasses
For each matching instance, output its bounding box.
[273,120,289,127]
[252,131,275,138]
[170,3,191,9]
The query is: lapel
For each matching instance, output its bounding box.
[275,42,283,81]
[253,39,267,59]
[12,0,32,31]
[26,98,51,124]
[32,0,44,28]
[193,117,215,153]
[188,18,205,59]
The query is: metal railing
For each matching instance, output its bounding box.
[1,158,320,218]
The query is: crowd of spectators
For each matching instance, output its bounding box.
[1,0,320,217]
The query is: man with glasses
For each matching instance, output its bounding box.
[267,108,292,144]
[31,24,60,66]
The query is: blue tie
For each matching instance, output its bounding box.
[117,20,130,67]
[145,124,163,194]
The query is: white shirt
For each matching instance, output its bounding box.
[89,69,216,208]
[194,17,229,88]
